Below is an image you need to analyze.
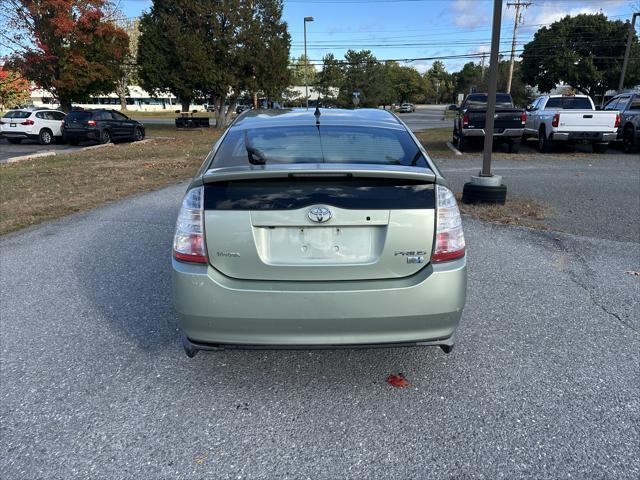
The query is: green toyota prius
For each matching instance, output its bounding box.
[172,108,467,357]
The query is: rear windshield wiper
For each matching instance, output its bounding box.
[244,130,267,165]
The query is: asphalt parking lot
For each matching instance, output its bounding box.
[0,137,87,163]
[1,151,638,478]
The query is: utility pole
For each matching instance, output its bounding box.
[506,0,531,93]
[303,16,314,109]
[618,12,639,92]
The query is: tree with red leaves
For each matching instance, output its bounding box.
[0,65,31,110]
[5,0,129,111]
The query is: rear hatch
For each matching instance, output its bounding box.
[554,110,618,132]
[202,166,436,281]
[63,111,92,131]
[1,111,32,134]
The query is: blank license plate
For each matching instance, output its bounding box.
[261,226,381,264]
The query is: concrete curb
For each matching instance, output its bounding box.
[4,151,57,164]
[2,141,118,164]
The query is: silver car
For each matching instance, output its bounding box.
[398,103,416,113]
[172,108,467,357]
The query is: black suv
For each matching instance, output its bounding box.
[62,109,145,145]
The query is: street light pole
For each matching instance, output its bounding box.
[462,0,507,205]
[304,16,314,109]
[481,0,503,177]
[618,12,639,93]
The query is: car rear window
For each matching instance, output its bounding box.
[65,111,92,121]
[545,97,593,109]
[465,94,513,108]
[2,111,31,119]
[212,125,426,168]
[204,178,435,210]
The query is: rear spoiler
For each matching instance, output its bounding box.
[200,163,437,185]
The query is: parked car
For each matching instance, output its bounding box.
[604,91,640,153]
[62,109,145,145]
[398,103,416,113]
[452,93,526,153]
[172,108,467,357]
[524,94,619,153]
[0,108,66,145]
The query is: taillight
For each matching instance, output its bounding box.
[520,112,527,125]
[432,185,465,262]
[462,113,470,127]
[173,186,208,264]
[87,120,97,126]
[21,119,34,125]
[552,113,560,128]
[614,113,620,128]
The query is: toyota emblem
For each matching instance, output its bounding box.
[308,206,332,223]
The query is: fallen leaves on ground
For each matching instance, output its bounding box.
[386,374,410,388]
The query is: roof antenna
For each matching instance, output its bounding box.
[314,97,321,125]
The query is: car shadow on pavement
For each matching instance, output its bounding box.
[72,205,180,353]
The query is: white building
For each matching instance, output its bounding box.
[29,86,208,111]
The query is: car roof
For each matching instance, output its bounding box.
[230,108,406,131]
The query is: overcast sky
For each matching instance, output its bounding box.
[107,0,640,72]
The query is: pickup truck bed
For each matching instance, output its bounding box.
[525,95,619,153]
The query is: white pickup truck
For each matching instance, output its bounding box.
[524,95,619,153]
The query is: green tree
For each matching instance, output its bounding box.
[316,53,343,101]
[236,0,291,109]
[453,61,484,96]
[521,13,640,98]
[289,55,316,86]
[338,50,385,107]
[425,60,454,104]
[137,0,217,113]
[138,0,290,126]
[386,62,425,103]
[6,0,129,112]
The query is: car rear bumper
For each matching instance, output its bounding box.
[62,129,100,141]
[551,131,617,143]
[172,257,467,347]
[462,128,523,138]
[0,131,37,140]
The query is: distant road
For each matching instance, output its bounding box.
[394,104,451,131]
[137,105,452,130]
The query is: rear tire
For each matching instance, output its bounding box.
[38,128,53,145]
[508,139,521,154]
[537,128,552,153]
[622,126,637,153]
[134,127,145,141]
[99,129,112,144]
[592,142,608,154]
[7,138,22,144]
